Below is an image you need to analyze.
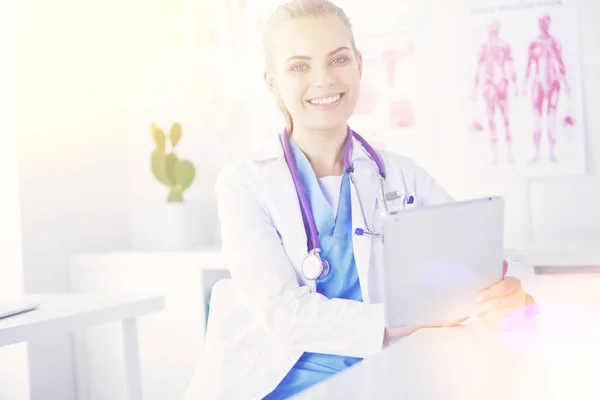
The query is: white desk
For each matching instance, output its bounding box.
[294,274,600,400]
[295,321,600,399]
[66,244,600,399]
[69,249,231,400]
[0,294,164,400]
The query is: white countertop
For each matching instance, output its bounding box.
[506,237,600,268]
[295,320,600,399]
[294,273,600,400]
[0,294,164,346]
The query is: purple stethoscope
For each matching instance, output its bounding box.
[281,127,396,281]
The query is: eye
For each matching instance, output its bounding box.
[332,56,348,65]
[291,64,308,72]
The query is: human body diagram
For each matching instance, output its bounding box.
[472,15,572,165]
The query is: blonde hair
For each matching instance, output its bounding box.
[263,0,358,134]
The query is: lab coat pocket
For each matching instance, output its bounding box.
[385,193,417,214]
[404,197,417,210]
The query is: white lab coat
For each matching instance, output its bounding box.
[185,134,536,400]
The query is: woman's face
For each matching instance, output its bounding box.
[265,14,362,133]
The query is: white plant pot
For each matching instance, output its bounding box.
[132,200,213,251]
[156,201,201,251]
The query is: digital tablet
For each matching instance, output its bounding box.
[379,196,505,327]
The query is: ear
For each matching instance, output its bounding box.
[356,51,363,79]
[264,69,278,95]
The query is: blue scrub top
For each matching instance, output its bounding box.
[263,138,363,399]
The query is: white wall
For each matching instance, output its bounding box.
[426,0,600,244]
[11,0,134,398]
[125,0,279,250]
[0,2,30,398]
[529,0,600,240]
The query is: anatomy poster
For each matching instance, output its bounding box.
[348,30,436,171]
[464,0,586,179]
[350,33,417,137]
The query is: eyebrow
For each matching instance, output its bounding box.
[286,46,351,62]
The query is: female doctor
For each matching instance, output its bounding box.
[185,1,537,399]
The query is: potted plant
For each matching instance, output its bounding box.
[148,121,200,250]
[150,121,196,201]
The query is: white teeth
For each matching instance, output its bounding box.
[309,94,341,105]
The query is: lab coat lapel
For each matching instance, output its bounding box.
[349,137,380,304]
[250,133,379,297]
[251,134,316,292]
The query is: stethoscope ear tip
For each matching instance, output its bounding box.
[354,228,364,236]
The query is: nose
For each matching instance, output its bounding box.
[311,66,335,88]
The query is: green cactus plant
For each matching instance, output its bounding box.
[150,121,196,202]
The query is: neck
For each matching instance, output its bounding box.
[291,125,349,178]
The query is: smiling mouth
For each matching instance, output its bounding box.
[307,93,345,106]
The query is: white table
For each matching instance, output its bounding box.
[294,317,600,399]
[0,294,164,400]
[294,273,600,399]
[65,245,600,399]
[68,249,231,400]
[69,247,231,333]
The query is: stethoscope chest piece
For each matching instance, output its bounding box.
[301,250,330,281]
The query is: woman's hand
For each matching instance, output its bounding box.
[384,260,538,342]
[384,318,468,345]
[474,260,536,329]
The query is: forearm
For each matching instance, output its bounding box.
[217,163,388,358]
[383,326,421,347]
[256,286,386,358]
